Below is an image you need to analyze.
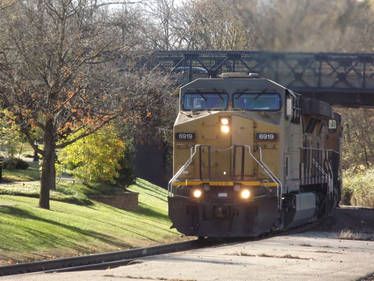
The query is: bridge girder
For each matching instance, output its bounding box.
[152,50,374,107]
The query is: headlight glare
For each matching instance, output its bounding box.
[220,117,229,125]
[221,125,230,133]
[192,189,202,199]
[240,189,251,200]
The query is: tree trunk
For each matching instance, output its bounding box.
[50,150,56,190]
[39,119,56,209]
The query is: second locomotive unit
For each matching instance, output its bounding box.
[168,73,342,237]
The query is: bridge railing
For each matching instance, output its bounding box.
[151,50,374,106]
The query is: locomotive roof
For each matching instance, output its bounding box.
[180,76,337,119]
[181,77,288,94]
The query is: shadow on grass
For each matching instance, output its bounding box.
[134,181,168,203]
[99,204,176,236]
[91,199,169,222]
[0,191,93,206]
[136,204,169,221]
[3,161,40,181]
[87,215,160,242]
[79,182,125,197]
[0,206,130,251]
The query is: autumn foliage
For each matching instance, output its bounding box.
[57,125,125,184]
[0,0,173,209]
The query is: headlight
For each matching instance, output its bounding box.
[220,117,229,125]
[240,189,251,200]
[192,189,202,199]
[220,117,230,134]
[221,125,230,133]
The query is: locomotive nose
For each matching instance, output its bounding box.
[213,206,232,219]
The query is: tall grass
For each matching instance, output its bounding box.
[342,167,374,207]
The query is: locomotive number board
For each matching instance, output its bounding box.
[175,132,195,140]
[256,133,277,141]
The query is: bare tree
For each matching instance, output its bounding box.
[175,0,374,52]
[140,0,183,50]
[176,0,258,50]
[338,107,374,168]
[0,0,173,209]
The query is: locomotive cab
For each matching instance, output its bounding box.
[168,73,341,238]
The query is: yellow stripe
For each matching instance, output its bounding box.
[171,181,233,186]
[171,181,202,186]
[172,181,278,187]
[240,181,261,186]
[263,182,278,187]
[210,181,234,186]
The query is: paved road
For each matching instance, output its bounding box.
[3,231,374,281]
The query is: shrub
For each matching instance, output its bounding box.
[57,125,125,184]
[0,110,23,158]
[343,167,374,207]
[341,186,353,205]
[3,158,29,170]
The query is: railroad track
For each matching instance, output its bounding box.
[0,239,219,276]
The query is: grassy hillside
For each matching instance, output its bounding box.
[0,178,183,265]
[2,161,40,182]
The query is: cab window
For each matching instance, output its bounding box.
[182,93,228,111]
[233,93,281,111]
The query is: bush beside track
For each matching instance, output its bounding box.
[342,167,374,208]
[0,178,184,265]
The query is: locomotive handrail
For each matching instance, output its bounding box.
[169,144,282,210]
[245,145,282,211]
[168,144,200,196]
[257,146,282,186]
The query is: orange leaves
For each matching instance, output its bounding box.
[61,66,73,78]
[58,121,75,135]
[68,91,75,99]
[28,118,36,127]
[65,122,74,130]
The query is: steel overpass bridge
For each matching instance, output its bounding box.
[151,50,374,107]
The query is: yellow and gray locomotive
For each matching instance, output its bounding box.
[168,73,342,237]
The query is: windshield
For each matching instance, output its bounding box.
[233,93,281,111]
[182,93,228,111]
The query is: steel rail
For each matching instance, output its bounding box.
[0,239,216,276]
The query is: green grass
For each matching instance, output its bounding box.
[2,161,40,181]
[342,167,374,207]
[0,171,129,204]
[0,178,182,264]
[0,181,92,205]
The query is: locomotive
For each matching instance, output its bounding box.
[168,73,342,238]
